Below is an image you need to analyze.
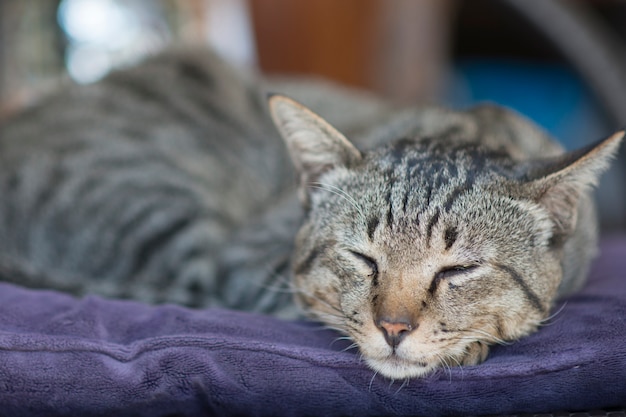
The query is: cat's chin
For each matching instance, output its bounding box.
[363,341,490,380]
[364,355,440,380]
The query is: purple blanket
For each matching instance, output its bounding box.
[1,239,625,417]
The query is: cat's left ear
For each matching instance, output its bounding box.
[268,94,362,206]
[524,130,624,237]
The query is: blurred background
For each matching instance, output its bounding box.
[0,0,625,230]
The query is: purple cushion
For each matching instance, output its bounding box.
[1,238,625,417]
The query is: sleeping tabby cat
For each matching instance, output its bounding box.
[0,48,622,379]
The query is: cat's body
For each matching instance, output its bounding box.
[0,48,621,379]
[0,50,293,311]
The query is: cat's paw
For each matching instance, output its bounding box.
[447,341,490,367]
[463,341,490,365]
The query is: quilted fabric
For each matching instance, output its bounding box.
[0,238,625,417]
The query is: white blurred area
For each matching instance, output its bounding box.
[205,0,257,68]
[57,0,256,84]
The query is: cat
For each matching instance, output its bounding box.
[0,48,622,380]
[268,94,623,379]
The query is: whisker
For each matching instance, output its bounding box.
[460,328,512,346]
[434,352,452,382]
[315,316,346,331]
[310,324,355,338]
[538,301,568,326]
[292,286,344,315]
[309,182,365,219]
[310,182,360,208]
[332,336,353,343]
[393,378,410,395]
[446,351,463,378]
[306,311,345,329]
[258,277,299,295]
[329,335,353,348]
[368,370,380,392]
[341,343,359,353]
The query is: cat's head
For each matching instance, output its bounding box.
[269,94,623,379]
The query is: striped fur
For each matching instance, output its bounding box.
[0,49,296,312]
[0,49,622,378]
[270,95,623,379]
[0,48,394,317]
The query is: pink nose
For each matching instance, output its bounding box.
[376,318,415,349]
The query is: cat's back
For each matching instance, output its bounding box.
[0,48,288,184]
[0,48,290,305]
[356,102,563,160]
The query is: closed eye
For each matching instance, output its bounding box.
[435,264,479,280]
[348,250,378,277]
[429,264,479,294]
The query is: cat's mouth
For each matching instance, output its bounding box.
[364,353,440,380]
[356,332,478,380]
[358,334,490,379]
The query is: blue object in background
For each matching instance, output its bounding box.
[445,59,623,229]
[445,59,608,150]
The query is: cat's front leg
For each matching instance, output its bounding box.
[447,341,490,367]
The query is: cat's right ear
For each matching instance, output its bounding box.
[523,130,623,238]
[268,94,362,206]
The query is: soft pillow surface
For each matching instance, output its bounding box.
[1,238,625,417]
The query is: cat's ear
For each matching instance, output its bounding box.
[523,130,623,238]
[268,94,362,206]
